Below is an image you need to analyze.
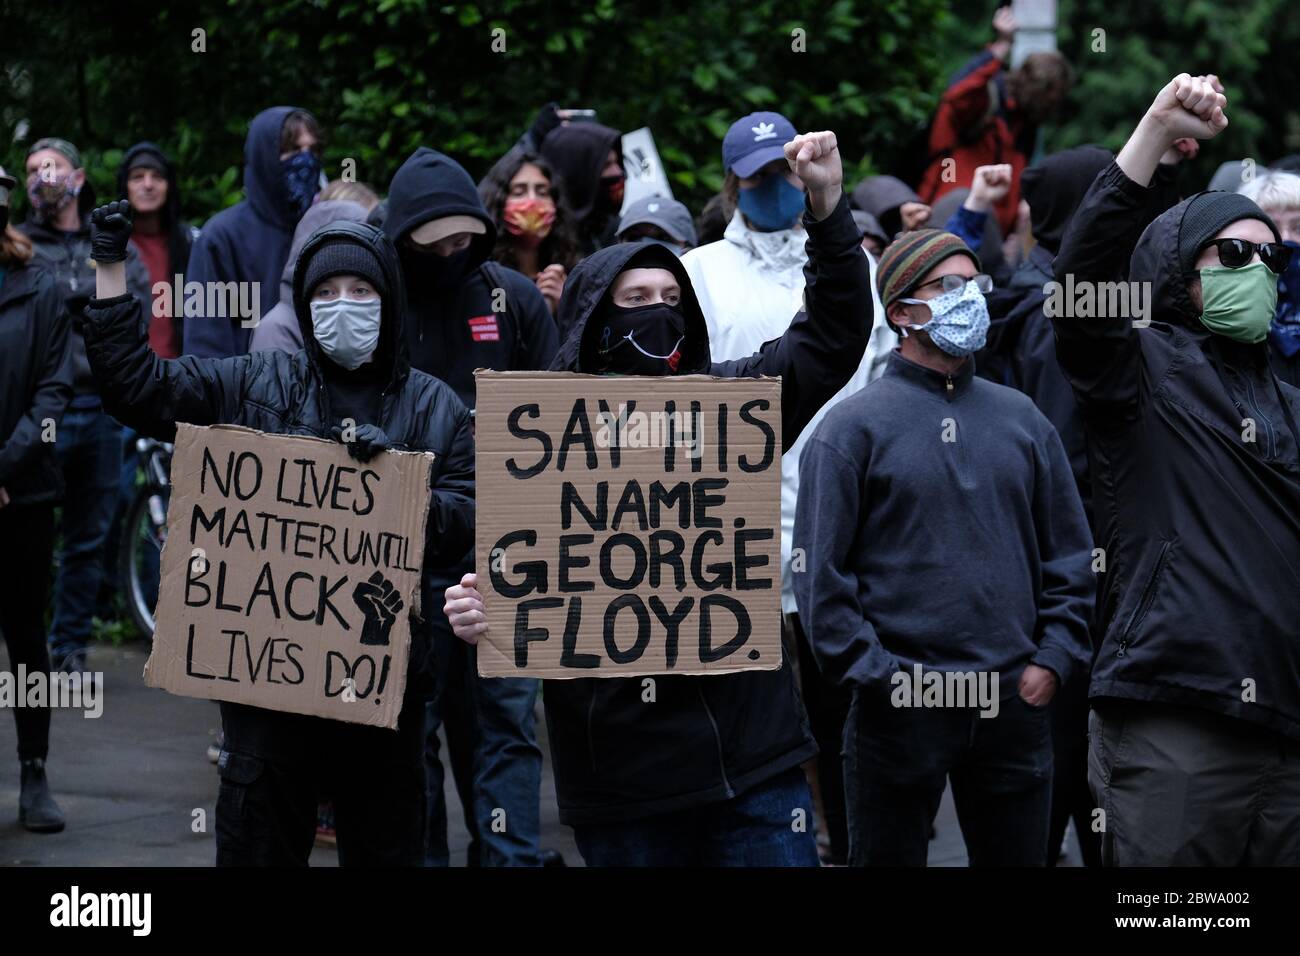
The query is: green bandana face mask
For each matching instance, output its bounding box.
[1198,262,1278,344]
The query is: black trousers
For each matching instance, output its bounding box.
[844,686,1053,866]
[787,612,851,864]
[215,693,427,866]
[0,503,55,761]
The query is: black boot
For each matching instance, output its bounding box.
[19,758,66,833]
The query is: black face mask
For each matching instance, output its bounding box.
[596,302,687,375]
[0,205,8,233]
[401,244,474,300]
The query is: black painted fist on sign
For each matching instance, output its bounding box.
[352,571,403,646]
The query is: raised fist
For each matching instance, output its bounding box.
[90,200,134,263]
[968,163,1014,212]
[784,131,842,194]
[992,7,1017,42]
[1148,74,1228,143]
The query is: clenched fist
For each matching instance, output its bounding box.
[90,200,133,263]
[783,131,842,220]
[1147,74,1228,143]
[966,164,1014,213]
[444,572,488,645]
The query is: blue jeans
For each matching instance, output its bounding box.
[49,407,122,658]
[425,633,544,866]
[572,766,820,866]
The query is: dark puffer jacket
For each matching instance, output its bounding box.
[79,221,475,716]
[1053,161,1300,743]
[0,263,73,504]
[544,193,872,824]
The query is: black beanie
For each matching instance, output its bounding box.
[302,237,388,298]
[1177,191,1279,274]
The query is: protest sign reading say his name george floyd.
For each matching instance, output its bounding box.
[144,424,435,729]
[475,371,783,679]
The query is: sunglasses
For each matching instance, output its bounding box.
[909,273,994,296]
[1200,238,1293,274]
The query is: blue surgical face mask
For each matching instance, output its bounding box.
[283,151,321,219]
[898,279,990,357]
[737,172,805,232]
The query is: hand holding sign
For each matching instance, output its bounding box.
[352,571,404,646]
[444,572,488,645]
[331,423,394,463]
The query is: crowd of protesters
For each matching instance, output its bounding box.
[3,10,1300,867]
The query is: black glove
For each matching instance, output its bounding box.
[527,102,562,150]
[331,423,393,463]
[90,200,134,263]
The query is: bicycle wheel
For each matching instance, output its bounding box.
[119,483,167,640]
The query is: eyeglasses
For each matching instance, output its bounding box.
[1200,238,1293,274]
[910,273,994,296]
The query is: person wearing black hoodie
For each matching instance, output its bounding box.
[117,142,201,359]
[0,163,74,833]
[539,121,625,254]
[1054,73,1300,865]
[183,106,323,358]
[445,131,873,865]
[80,200,475,866]
[383,147,558,867]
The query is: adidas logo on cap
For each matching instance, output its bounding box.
[752,121,777,142]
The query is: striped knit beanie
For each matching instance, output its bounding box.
[876,228,981,308]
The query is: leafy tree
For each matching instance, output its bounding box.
[2,0,954,224]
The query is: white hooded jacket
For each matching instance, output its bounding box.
[682,209,896,613]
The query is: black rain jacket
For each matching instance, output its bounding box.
[543,193,872,823]
[79,221,475,722]
[1053,161,1300,742]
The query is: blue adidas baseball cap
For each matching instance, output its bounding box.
[722,111,796,178]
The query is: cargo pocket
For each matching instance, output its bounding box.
[216,750,265,821]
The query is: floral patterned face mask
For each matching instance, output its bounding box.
[898,278,991,357]
[27,171,79,219]
[503,197,557,246]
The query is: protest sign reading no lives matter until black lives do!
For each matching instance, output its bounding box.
[475,370,783,679]
[144,424,435,729]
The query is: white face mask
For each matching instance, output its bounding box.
[310,298,382,370]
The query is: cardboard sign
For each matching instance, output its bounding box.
[475,371,783,679]
[620,127,674,213]
[144,424,434,729]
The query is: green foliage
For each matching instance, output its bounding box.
[1048,0,1300,174]
[6,1,1297,230]
[1,0,954,224]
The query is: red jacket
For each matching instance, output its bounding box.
[918,49,1028,235]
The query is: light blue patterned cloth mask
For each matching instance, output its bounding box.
[899,278,990,357]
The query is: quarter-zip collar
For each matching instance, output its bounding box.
[883,347,975,401]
